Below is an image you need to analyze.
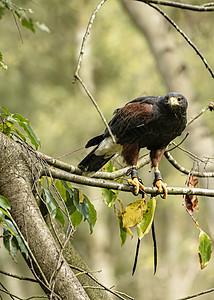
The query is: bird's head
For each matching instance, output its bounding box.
[164,92,188,111]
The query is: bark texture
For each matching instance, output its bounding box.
[0,133,90,299]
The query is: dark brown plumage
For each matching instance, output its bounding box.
[78,92,188,196]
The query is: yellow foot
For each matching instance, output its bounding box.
[127,177,145,195]
[155,180,167,199]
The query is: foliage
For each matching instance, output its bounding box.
[198,230,212,270]
[53,179,97,234]
[0,195,29,259]
[0,107,41,149]
[0,0,50,34]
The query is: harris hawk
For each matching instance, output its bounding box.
[78,92,188,198]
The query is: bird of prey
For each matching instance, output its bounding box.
[78,92,188,198]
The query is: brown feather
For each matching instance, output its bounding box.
[121,143,139,166]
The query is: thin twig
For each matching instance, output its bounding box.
[136,0,214,11]
[11,9,23,44]
[0,270,37,282]
[0,289,48,300]
[73,0,107,81]
[73,0,116,143]
[70,265,134,300]
[187,107,209,127]
[147,3,214,78]
[178,287,214,300]
[164,151,214,177]
[73,74,116,143]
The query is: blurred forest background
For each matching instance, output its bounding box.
[0,0,214,299]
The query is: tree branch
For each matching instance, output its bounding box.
[164,151,214,178]
[135,0,214,11]
[73,0,116,143]
[146,2,214,78]
[0,269,38,282]
[37,150,150,179]
[45,165,214,197]
[178,287,214,300]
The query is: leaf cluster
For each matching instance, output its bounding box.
[0,0,50,33]
[0,106,41,149]
[42,179,97,234]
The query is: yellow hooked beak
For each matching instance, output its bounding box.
[168,97,179,106]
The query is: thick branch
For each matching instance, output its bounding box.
[47,166,214,197]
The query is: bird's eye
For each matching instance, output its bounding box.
[177,97,182,102]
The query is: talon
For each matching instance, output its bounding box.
[128,177,145,195]
[155,179,167,199]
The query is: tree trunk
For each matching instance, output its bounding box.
[0,132,112,300]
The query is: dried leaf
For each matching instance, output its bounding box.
[184,174,199,214]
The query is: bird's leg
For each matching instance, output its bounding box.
[150,149,167,199]
[154,166,167,199]
[127,165,145,195]
[122,143,145,195]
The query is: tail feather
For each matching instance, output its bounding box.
[85,134,104,148]
[78,146,114,173]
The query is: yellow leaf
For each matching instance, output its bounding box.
[79,190,84,204]
[122,199,147,229]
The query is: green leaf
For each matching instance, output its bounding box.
[0,207,11,219]
[12,113,29,124]
[73,189,94,232]
[0,195,11,210]
[13,115,41,149]
[4,219,28,258]
[198,230,212,270]
[55,179,67,202]
[21,17,35,32]
[62,181,96,233]
[42,188,65,227]
[137,197,156,240]
[55,207,65,227]
[85,195,97,230]
[0,210,5,223]
[118,214,127,246]
[62,180,73,197]
[1,106,11,116]
[13,127,27,142]
[3,229,19,259]
[102,188,117,207]
[0,120,14,136]
[70,209,83,229]
[43,189,57,218]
